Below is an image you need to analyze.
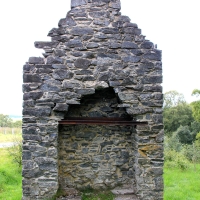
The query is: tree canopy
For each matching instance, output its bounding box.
[191,89,200,122]
[0,114,22,128]
[0,114,13,127]
[163,90,186,109]
[163,101,194,135]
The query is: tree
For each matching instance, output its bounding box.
[190,121,200,140]
[175,125,193,144]
[163,90,186,109]
[163,103,194,135]
[191,89,200,122]
[192,89,200,97]
[13,120,22,128]
[0,114,13,127]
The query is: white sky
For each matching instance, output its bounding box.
[0,0,199,116]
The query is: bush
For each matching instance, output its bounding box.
[7,137,22,167]
[181,143,200,163]
[165,149,189,170]
[164,135,182,152]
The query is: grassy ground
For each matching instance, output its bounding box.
[81,189,115,200]
[164,164,200,200]
[0,148,22,200]
[0,132,22,142]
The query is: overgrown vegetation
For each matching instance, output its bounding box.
[164,90,200,169]
[7,137,23,167]
[163,90,200,198]
[0,148,22,199]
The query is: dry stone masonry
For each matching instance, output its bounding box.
[22,0,164,199]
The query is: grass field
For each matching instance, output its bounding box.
[0,148,22,200]
[0,129,22,142]
[164,164,200,200]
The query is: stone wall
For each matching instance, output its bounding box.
[22,0,164,199]
[59,125,135,190]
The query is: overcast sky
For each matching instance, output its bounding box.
[0,0,199,116]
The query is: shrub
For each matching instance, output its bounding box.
[164,135,182,152]
[7,137,22,167]
[181,143,200,163]
[165,149,189,170]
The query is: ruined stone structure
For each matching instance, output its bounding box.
[22,0,164,199]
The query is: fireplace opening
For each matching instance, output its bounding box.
[58,88,136,193]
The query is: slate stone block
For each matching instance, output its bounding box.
[109,1,121,9]
[71,27,94,35]
[74,58,91,69]
[123,22,138,28]
[23,135,42,142]
[23,126,39,135]
[22,150,32,160]
[121,41,138,49]
[143,76,162,84]
[35,157,57,172]
[143,50,162,61]
[46,56,63,64]
[52,69,74,80]
[89,11,109,18]
[53,103,69,112]
[101,28,119,34]
[23,107,51,117]
[62,80,82,89]
[109,42,121,49]
[40,83,61,92]
[122,56,140,63]
[66,39,83,48]
[58,16,76,27]
[23,91,43,100]
[23,74,42,83]
[141,41,153,49]
[29,57,44,64]
[152,114,163,124]
[71,0,87,8]
[87,42,99,48]
[131,49,143,56]
[123,27,141,35]
[34,41,59,49]
[76,88,95,95]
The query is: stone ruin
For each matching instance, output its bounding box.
[22,0,164,199]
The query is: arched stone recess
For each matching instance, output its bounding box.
[58,87,137,192]
[22,0,164,199]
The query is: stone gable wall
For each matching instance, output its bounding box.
[22,0,164,199]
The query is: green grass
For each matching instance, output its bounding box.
[81,189,115,200]
[164,164,200,200]
[0,148,22,200]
